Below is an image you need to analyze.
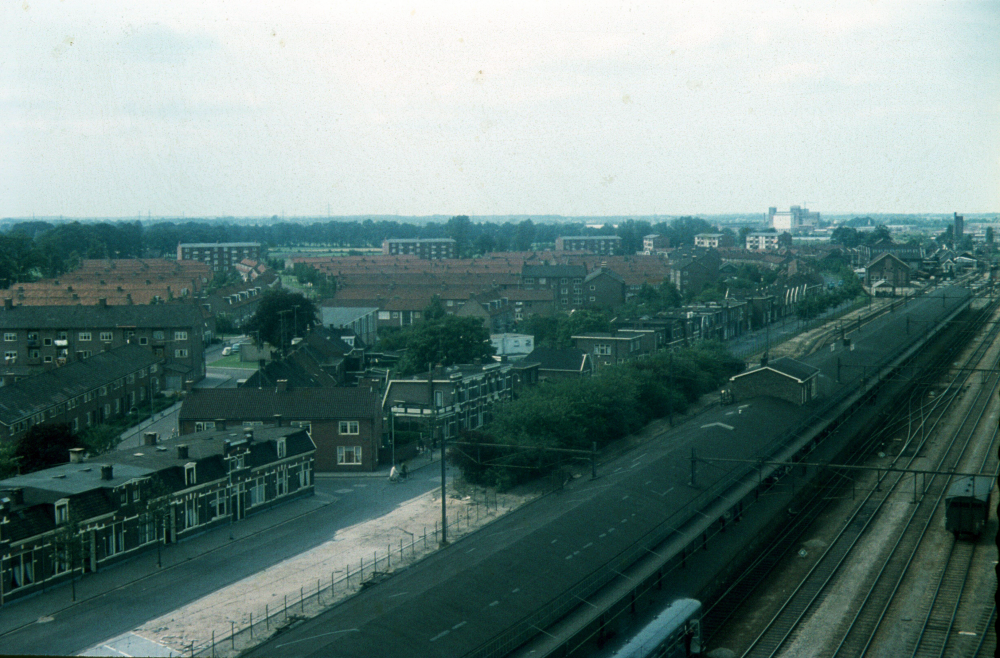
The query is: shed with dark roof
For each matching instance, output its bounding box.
[728,356,820,405]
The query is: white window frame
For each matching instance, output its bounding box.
[3,333,15,342]
[338,420,360,435]
[78,332,91,342]
[174,331,188,341]
[100,331,113,342]
[337,445,363,465]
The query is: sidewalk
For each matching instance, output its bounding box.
[80,457,528,657]
[0,490,334,639]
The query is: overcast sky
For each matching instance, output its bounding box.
[3,1,997,219]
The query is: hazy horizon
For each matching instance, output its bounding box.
[4,2,998,218]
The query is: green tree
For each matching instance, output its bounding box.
[446,215,472,257]
[50,512,86,601]
[398,315,494,375]
[80,424,122,456]
[244,289,318,352]
[15,423,82,474]
[514,220,536,251]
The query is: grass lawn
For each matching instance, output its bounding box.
[207,354,259,369]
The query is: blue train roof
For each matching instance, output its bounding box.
[945,475,993,501]
[611,598,701,658]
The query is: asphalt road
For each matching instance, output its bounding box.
[0,468,452,657]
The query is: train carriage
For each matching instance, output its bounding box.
[944,475,992,538]
[610,598,702,658]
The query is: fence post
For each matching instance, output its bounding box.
[211,631,215,658]
[332,571,335,597]
[266,604,269,630]
[346,564,350,588]
[231,622,235,649]
[250,612,253,638]
[284,594,287,619]
[318,578,321,604]
[301,586,304,613]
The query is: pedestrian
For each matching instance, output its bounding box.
[389,465,399,483]
[400,462,408,480]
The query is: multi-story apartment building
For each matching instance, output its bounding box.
[177,243,262,272]
[381,239,457,259]
[521,264,588,309]
[0,344,163,445]
[179,386,383,472]
[643,234,670,253]
[0,425,314,602]
[0,301,208,388]
[694,233,733,249]
[745,232,781,250]
[555,236,622,255]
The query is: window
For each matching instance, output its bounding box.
[589,285,596,291]
[9,553,34,589]
[4,350,16,360]
[248,477,265,506]
[150,364,158,373]
[175,349,189,358]
[128,373,135,384]
[174,331,188,341]
[55,499,69,524]
[339,421,359,435]
[594,344,612,356]
[194,421,216,432]
[79,350,92,359]
[378,311,390,320]
[139,337,148,345]
[277,438,287,459]
[79,332,91,342]
[337,445,362,465]
[104,403,111,417]
[435,390,444,407]
[29,349,39,358]
[58,331,67,340]
[44,356,52,363]
[100,332,113,342]
[153,330,165,340]
[43,338,52,346]
[277,467,288,496]
[100,386,108,396]
[184,463,197,486]
[3,333,15,342]
[589,296,596,302]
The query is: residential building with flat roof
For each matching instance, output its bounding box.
[177,243,262,272]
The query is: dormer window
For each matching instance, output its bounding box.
[185,463,197,486]
[277,438,287,459]
[55,499,69,524]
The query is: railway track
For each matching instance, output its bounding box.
[721,295,999,658]
[700,297,994,649]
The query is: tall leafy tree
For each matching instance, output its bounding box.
[398,315,494,375]
[244,289,318,351]
[15,423,82,474]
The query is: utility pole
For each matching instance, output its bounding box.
[431,364,447,546]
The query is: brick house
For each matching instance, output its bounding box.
[384,363,514,456]
[177,243,262,272]
[0,344,163,445]
[0,425,314,603]
[728,356,819,406]
[178,387,383,472]
[572,332,648,368]
[0,302,208,389]
[555,236,622,255]
[865,253,911,289]
[521,264,588,309]
[582,268,626,310]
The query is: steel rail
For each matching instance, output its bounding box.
[737,298,999,658]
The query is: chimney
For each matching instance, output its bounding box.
[100,464,114,480]
[99,298,107,307]
[273,414,283,427]
[177,444,189,460]
[276,380,288,393]
[761,352,769,368]
[143,432,159,446]
[69,447,85,463]
[214,418,227,431]
[3,298,11,309]
[244,429,254,443]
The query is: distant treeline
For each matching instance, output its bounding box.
[0,216,722,288]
